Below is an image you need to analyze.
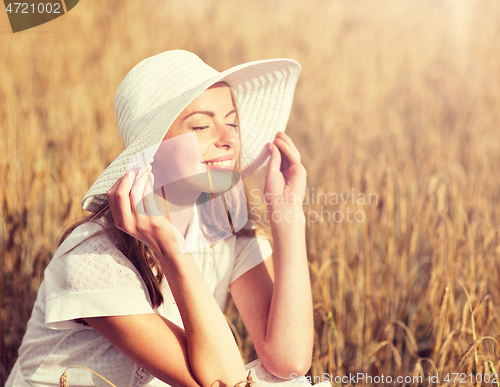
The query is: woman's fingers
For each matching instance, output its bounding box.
[107,169,137,232]
[142,171,164,217]
[106,165,178,256]
[130,163,164,218]
[276,131,300,156]
[265,132,307,202]
[274,136,300,166]
[130,167,150,215]
[267,142,282,175]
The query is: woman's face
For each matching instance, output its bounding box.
[152,82,240,194]
[164,82,240,167]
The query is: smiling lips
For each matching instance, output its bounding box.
[202,156,235,170]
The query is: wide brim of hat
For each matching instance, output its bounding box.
[81,57,301,212]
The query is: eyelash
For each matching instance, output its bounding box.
[192,124,238,131]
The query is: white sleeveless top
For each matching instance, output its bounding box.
[6,212,272,387]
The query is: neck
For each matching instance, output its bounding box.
[155,183,201,239]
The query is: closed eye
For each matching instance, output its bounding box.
[193,126,210,131]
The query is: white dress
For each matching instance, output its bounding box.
[6,209,325,387]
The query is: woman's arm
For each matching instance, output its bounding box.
[85,167,247,387]
[230,131,314,379]
[84,314,199,387]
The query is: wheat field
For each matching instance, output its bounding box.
[2,0,500,385]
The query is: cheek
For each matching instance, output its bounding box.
[153,132,206,187]
[194,132,213,156]
[236,140,241,157]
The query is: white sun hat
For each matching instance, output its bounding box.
[81,50,301,212]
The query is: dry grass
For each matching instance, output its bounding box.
[2,0,500,385]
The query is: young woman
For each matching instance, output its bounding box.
[6,50,314,387]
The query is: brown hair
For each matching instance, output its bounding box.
[57,204,166,308]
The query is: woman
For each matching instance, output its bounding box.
[6,50,314,387]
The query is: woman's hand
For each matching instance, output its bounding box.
[231,132,313,377]
[265,131,307,208]
[107,165,179,256]
[105,164,247,387]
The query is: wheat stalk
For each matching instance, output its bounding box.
[59,366,117,387]
[488,360,500,387]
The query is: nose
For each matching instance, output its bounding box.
[214,122,237,150]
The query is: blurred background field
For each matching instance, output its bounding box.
[2,0,500,385]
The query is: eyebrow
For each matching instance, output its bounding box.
[183,109,237,121]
